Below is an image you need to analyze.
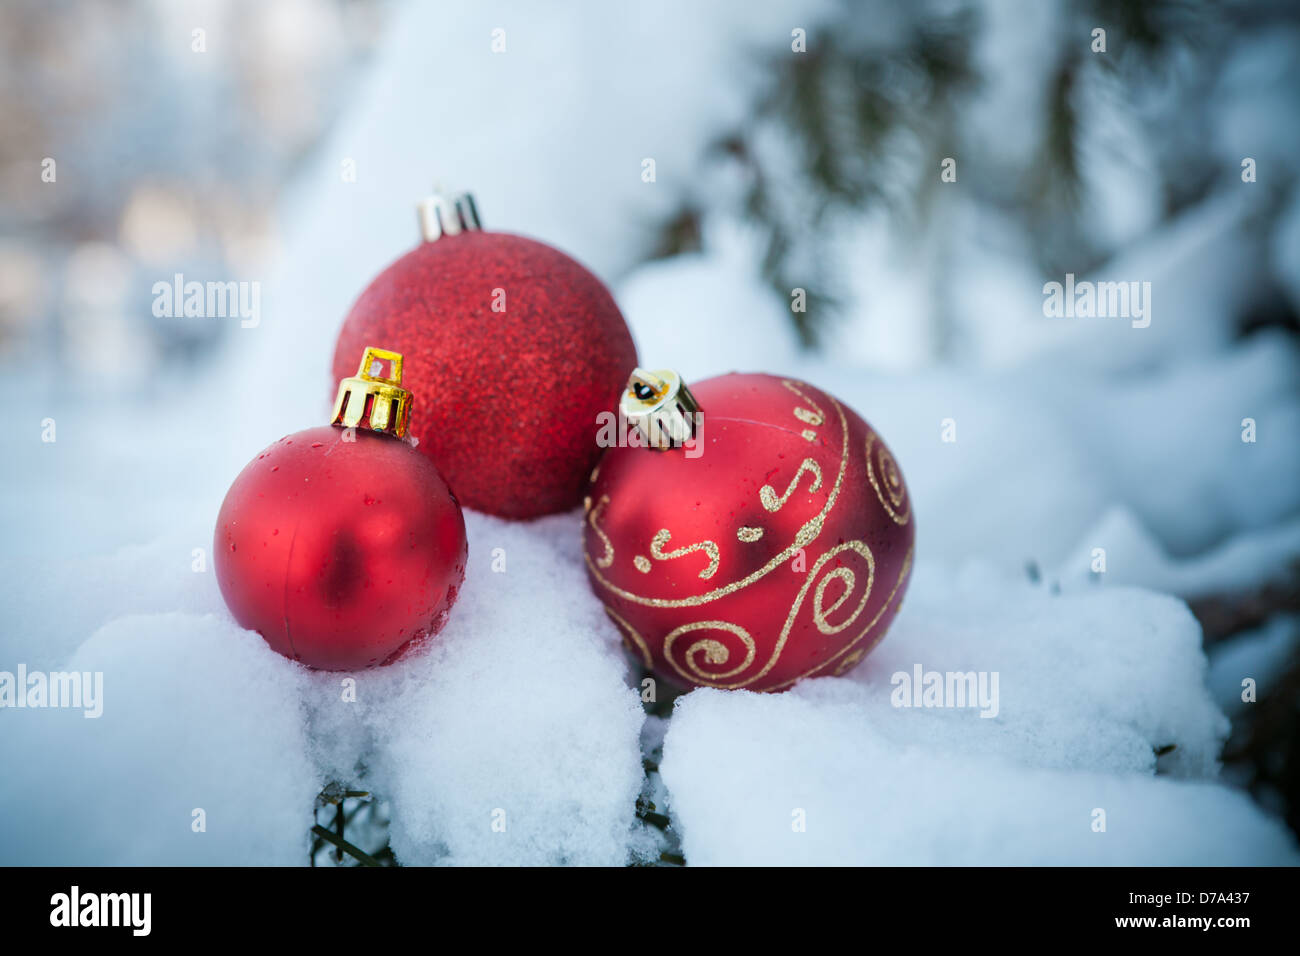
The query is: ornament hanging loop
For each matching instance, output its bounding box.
[416,189,482,242]
[620,367,701,450]
[331,346,413,438]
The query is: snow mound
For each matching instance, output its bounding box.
[661,687,1295,866]
[300,511,648,866]
[848,566,1229,776]
[0,510,648,866]
[0,613,316,865]
[657,562,1299,865]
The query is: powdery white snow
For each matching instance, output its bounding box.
[0,614,317,865]
[840,568,1228,777]
[302,512,649,866]
[0,505,650,866]
[660,685,1297,866]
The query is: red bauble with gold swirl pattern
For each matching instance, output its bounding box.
[583,370,914,692]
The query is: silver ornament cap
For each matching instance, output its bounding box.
[416,189,482,242]
[620,368,701,450]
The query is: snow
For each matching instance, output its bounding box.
[847,571,1229,777]
[0,614,316,865]
[303,513,648,866]
[0,502,648,866]
[617,222,804,383]
[1056,508,1300,599]
[660,686,1295,866]
[656,568,1298,866]
[3,0,1299,866]
[1206,616,1299,718]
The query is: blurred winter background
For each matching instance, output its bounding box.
[2,0,1299,865]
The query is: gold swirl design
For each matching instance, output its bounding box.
[663,620,757,683]
[782,379,825,428]
[587,495,615,568]
[833,648,866,677]
[633,555,651,573]
[815,568,856,621]
[649,529,721,580]
[866,434,910,525]
[582,393,851,608]
[671,540,876,690]
[769,545,913,690]
[737,526,764,543]
[603,606,653,668]
[812,548,875,635]
[760,458,823,513]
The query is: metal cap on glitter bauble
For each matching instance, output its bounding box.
[333,187,639,518]
[416,189,482,242]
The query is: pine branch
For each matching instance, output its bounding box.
[310,824,383,867]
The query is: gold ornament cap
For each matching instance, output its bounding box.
[416,188,482,242]
[331,347,412,439]
[620,367,701,449]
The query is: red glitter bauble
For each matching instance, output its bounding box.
[215,425,467,671]
[332,228,638,519]
[583,372,914,692]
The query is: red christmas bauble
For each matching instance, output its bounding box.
[582,371,914,692]
[332,197,638,519]
[216,351,467,670]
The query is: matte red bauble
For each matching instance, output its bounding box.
[331,192,638,519]
[583,369,914,692]
[216,348,467,671]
